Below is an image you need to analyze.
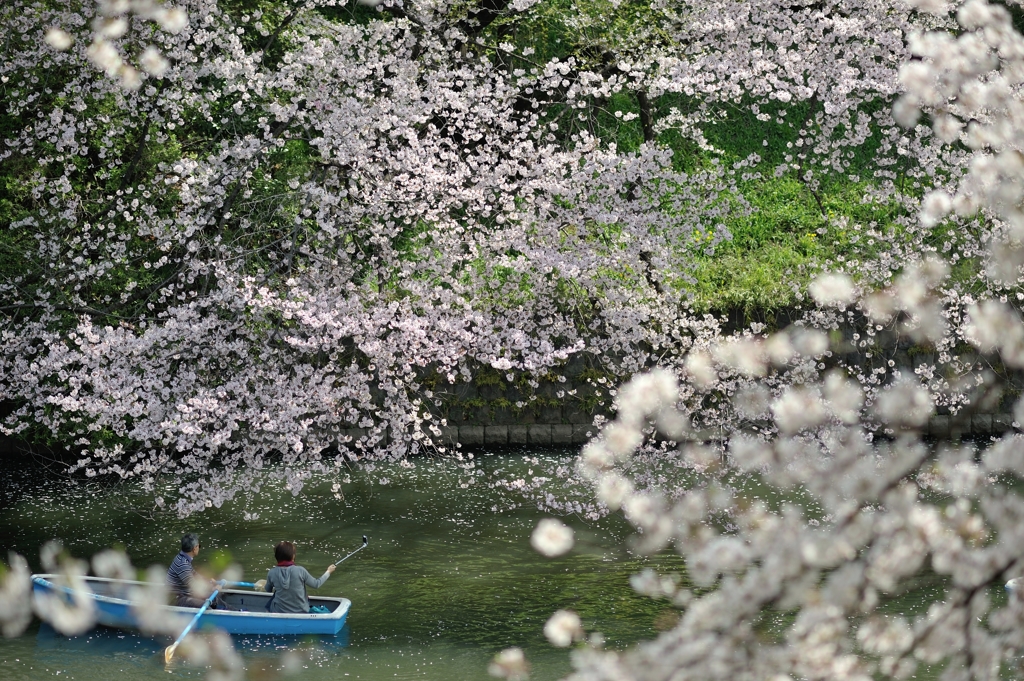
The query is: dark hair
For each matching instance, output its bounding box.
[181,533,199,553]
[275,541,296,563]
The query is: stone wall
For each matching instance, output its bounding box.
[333,422,598,449]
[346,353,613,448]
[2,331,1021,457]
[406,320,1024,446]
[344,411,1014,448]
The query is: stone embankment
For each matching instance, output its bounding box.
[3,322,1021,457]
[346,413,1012,448]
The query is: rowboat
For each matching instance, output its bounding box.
[31,574,351,636]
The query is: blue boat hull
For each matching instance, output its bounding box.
[32,574,350,636]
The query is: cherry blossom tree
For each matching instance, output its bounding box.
[1,0,981,516]
[505,2,1024,679]
[7,1,1024,680]
[1,0,746,514]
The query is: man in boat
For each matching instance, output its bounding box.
[260,541,336,613]
[166,533,229,609]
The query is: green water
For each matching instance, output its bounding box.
[0,449,685,681]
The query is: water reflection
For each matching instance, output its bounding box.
[232,625,351,654]
[31,623,169,677]
[35,622,165,657]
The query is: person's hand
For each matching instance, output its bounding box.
[254,579,267,590]
[327,564,337,574]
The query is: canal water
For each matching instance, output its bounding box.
[0,449,688,681]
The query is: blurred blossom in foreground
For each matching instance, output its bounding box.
[131,565,180,634]
[139,46,170,77]
[25,545,243,676]
[0,553,32,638]
[33,542,96,636]
[91,549,134,581]
[157,6,188,33]
[530,518,574,557]
[565,244,1024,678]
[44,27,73,50]
[51,0,185,90]
[809,272,856,307]
[175,629,244,681]
[488,647,530,680]
[544,610,583,647]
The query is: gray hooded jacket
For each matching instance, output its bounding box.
[263,564,330,613]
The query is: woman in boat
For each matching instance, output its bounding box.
[261,541,336,613]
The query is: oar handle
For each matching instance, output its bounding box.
[332,535,369,565]
[218,580,256,588]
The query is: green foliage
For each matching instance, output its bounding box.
[472,0,959,315]
[473,369,505,387]
[656,96,959,312]
[675,175,888,313]
[0,0,988,336]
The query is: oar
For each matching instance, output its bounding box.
[333,535,369,566]
[164,587,219,664]
[229,538,370,594]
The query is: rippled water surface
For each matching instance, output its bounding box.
[0,449,687,681]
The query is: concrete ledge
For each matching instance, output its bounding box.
[950,415,971,441]
[375,411,1024,449]
[508,425,529,445]
[994,413,1014,434]
[571,423,592,444]
[484,426,508,445]
[435,427,458,444]
[528,424,552,445]
[21,404,1024,462]
[928,415,950,438]
[459,426,484,445]
[551,424,573,444]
